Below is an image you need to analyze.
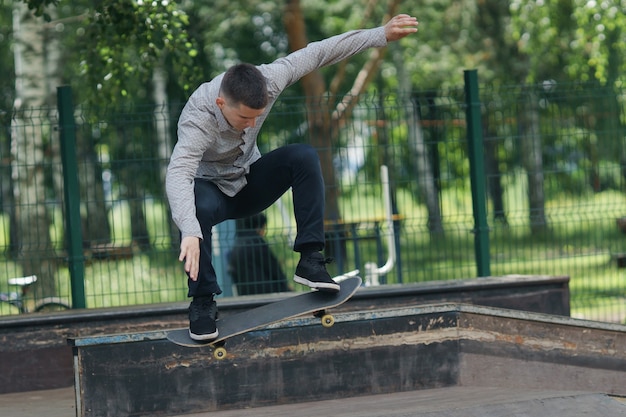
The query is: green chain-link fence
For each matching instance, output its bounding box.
[1,78,625,322]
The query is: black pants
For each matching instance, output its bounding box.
[189,143,325,297]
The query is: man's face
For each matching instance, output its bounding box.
[216,97,265,132]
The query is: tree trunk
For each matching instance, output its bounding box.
[152,64,179,250]
[115,126,150,251]
[283,0,344,262]
[483,119,508,224]
[79,129,111,246]
[519,88,548,233]
[283,1,340,222]
[283,0,402,262]
[11,2,58,297]
[392,42,443,235]
[407,103,443,234]
[129,187,150,251]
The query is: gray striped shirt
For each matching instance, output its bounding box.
[166,26,387,240]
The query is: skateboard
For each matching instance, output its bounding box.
[167,274,362,359]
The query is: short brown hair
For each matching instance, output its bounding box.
[220,63,268,109]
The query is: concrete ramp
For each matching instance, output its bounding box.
[195,387,626,417]
[0,273,569,395]
[69,303,626,417]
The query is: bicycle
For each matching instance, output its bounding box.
[0,275,71,314]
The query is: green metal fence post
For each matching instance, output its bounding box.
[57,86,86,308]
[464,70,491,277]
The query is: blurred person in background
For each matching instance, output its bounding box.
[228,213,290,296]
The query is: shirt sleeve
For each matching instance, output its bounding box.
[261,27,387,94]
[166,100,215,240]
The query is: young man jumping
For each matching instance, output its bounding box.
[166,14,419,341]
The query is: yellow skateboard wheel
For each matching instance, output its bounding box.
[213,346,227,360]
[321,314,335,327]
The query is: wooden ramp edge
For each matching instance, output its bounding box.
[0,273,570,394]
[69,303,626,417]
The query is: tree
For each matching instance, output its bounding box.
[8,0,202,299]
[0,2,17,258]
[11,1,59,297]
[79,0,201,250]
[282,0,407,261]
[510,0,626,213]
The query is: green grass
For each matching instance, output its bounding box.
[263,177,626,323]
[1,178,626,323]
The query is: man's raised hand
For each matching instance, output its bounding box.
[385,14,419,42]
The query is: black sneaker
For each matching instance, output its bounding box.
[188,295,219,341]
[294,252,340,293]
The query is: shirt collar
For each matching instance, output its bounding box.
[209,100,234,133]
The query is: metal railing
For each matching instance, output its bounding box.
[1,75,625,323]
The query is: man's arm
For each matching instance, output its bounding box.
[166,99,216,281]
[262,14,419,93]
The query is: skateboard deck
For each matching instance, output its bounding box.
[167,275,362,357]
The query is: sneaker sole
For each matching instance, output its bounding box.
[293,275,340,292]
[189,329,219,342]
